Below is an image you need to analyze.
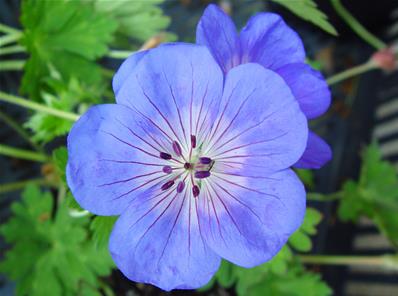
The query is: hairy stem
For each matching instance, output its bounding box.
[300,254,398,269]
[0,109,43,152]
[0,32,22,47]
[326,60,378,85]
[0,144,49,162]
[107,49,135,59]
[0,91,79,121]
[0,23,21,35]
[0,44,25,56]
[330,0,386,50]
[0,60,25,71]
[0,178,53,194]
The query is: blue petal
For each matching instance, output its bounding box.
[294,131,332,169]
[196,4,240,73]
[204,63,308,175]
[198,169,305,267]
[67,104,174,215]
[276,63,331,119]
[112,51,148,96]
[116,43,224,154]
[240,13,305,70]
[109,186,221,291]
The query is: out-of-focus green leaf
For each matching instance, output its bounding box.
[270,0,337,36]
[20,0,117,99]
[338,144,398,247]
[52,146,67,184]
[0,185,114,296]
[289,207,323,252]
[296,169,315,189]
[24,77,103,143]
[91,216,118,248]
[94,0,175,44]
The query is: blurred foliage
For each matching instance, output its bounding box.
[269,0,337,36]
[338,144,398,248]
[201,207,331,295]
[0,185,114,296]
[20,0,117,100]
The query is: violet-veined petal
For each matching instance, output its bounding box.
[67,104,172,215]
[113,50,148,96]
[294,131,332,169]
[239,12,305,69]
[196,4,240,73]
[276,63,331,119]
[109,186,221,291]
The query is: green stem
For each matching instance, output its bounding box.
[0,178,52,195]
[107,49,135,59]
[0,144,49,162]
[0,32,22,47]
[0,109,43,153]
[330,0,386,50]
[0,44,25,56]
[0,23,21,35]
[307,192,342,202]
[300,255,397,269]
[0,91,79,121]
[0,60,25,71]
[326,60,378,85]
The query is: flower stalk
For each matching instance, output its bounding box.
[0,91,79,121]
[300,254,398,270]
[0,44,25,56]
[0,144,49,162]
[0,178,52,195]
[326,60,378,85]
[330,0,387,50]
[0,59,25,71]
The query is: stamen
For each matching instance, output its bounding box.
[184,162,192,170]
[195,171,211,179]
[159,152,172,160]
[161,180,174,191]
[191,135,196,148]
[199,157,212,164]
[162,166,172,174]
[192,185,200,197]
[177,180,185,193]
[172,141,182,156]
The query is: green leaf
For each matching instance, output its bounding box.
[90,216,118,248]
[337,143,398,247]
[295,169,315,189]
[94,0,174,43]
[0,185,114,296]
[270,0,338,36]
[289,207,323,252]
[52,146,67,184]
[20,0,117,99]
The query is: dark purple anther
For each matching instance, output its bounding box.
[161,180,174,191]
[192,185,200,197]
[199,157,212,164]
[162,165,172,174]
[195,171,211,179]
[172,141,182,156]
[177,180,185,193]
[190,135,196,148]
[184,162,192,170]
[160,152,172,160]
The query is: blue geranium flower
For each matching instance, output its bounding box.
[67,42,308,290]
[195,4,331,169]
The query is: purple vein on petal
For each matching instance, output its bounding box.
[211,132,288,158]
[194,82,209,137]
[158,189,188,265]
[133,192,180,256]
[101,131,160,159]
[98,170,163,187]
[211,110,278,152]
[137,76,184,147]
[162,69,188,148]
[206,88,256,153]
[113,174,170,200]
[99,159,164,167]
